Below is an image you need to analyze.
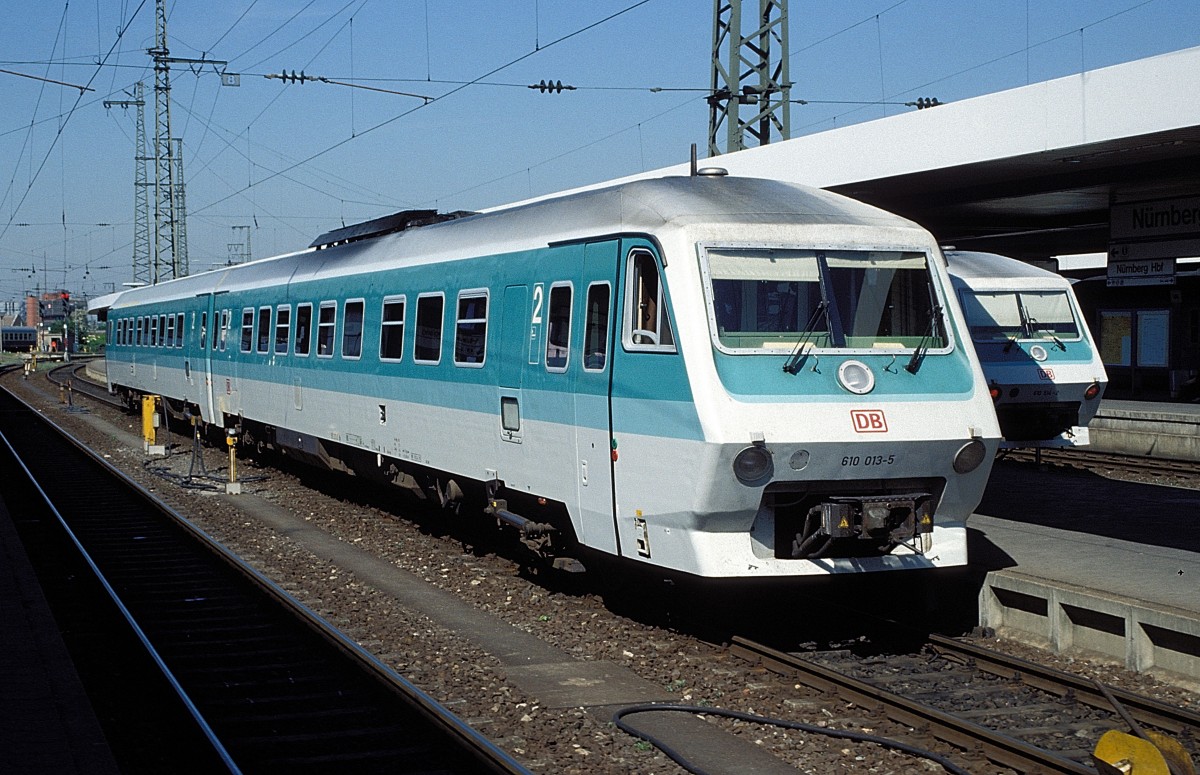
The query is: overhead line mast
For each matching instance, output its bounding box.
[146,0,226,282]
[708,0,791,156]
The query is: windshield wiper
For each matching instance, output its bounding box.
[905,305,943,374]
[1027,316,1066,351]
[783,300,831,375]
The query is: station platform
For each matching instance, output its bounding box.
[1088,398,1200,462]
[0,495,119,774]
[971,457,1200,685]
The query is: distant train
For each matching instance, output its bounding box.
[1,325,37,353]
[93,173,1001,579]
[946,251,1107,447]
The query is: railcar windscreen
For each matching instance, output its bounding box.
[960,290,1080,342]
[705,248,943,352]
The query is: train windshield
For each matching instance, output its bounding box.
[960,290,1080,342]
[704,248,944,352]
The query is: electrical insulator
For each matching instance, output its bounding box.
[530,79,575,94]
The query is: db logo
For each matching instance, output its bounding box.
[1037,368,1055,381]
[851,409,888,433]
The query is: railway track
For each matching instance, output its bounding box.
[730,634,1199,774]
[1001,446,1200,480]
[0,376,528,774]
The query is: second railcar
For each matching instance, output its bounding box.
[946,250,1107,447]
[97,174,1001,579]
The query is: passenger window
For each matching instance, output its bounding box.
[219,309,230,352]
[199,311,207,349]
[294,303,312,356]
[379,296,405,361]
[454,290,488,366]
[342,299,365,359]
[240,308,254,352]
[545,284,572,371]
[136,317,143,346]
[275,306,291,355]
[166,314,175,348]
[176,313,185,348]
[150,315,159,347]
[317,302,337,357]
[583,283,610,371]
[626,249,675,351]
[414,293,444,364]
[257,307,271,353]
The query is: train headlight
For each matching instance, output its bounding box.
[733,445,773,485]
[1084,381,1101,401]
[952,439,987,474]
[837,360,875,394]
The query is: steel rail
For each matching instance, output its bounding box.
[730,635,1097,774]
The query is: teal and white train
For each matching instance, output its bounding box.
[946,250,1107,448]
[94,173,1001,578]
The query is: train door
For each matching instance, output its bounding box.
[497,285,530,475]
[571,241,619,554]
[198,292,218,424]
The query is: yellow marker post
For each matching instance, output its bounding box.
[141,395,166,456]
[225,428,241,494]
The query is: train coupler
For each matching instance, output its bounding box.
[793,492,934,558]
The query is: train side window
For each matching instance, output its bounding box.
[150,315,159,347]
[135,317,143,346]
[294,303,312,356]
[176,313,185,347]
[240,308,254,352]
[219,310,230,352]
[414,293,444,364]
[545,283,572,371]
[379,296,405,361]
[317,301,337,357]
[166,313,175,348]
[342,299,365,360]
[199,312,207,349]
[625,249,676,352]
[256,307,271,354]
[275,305,291,355]
[454,290,488,367]
[583,282,611,371]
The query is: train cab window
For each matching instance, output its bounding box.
[583,282,611,371]
[256,307,272,353]
[317,302,337,357]
[379,296,405,361]
[454,290,488,367]
[342,299,365,360]
[275,306,291,355]
[294,303,312,356]
[545,284,572,371]
[219,309,230,352]
[240,308,254,353]
[625,249,675,352]
[414,293,444,364]
[199,312,207,349]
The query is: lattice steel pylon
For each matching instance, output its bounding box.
[708,0,791,157]
[103,82,152,286]
[149,0,187,281]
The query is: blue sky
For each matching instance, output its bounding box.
[2,0,1199,303]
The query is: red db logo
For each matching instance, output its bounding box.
[1037,368,1055,381]
[851,409,888,433]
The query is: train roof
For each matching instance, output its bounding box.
[97,174,933,313]
[944,250,1071,290]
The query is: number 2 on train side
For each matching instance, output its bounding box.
[528,283,544,365]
